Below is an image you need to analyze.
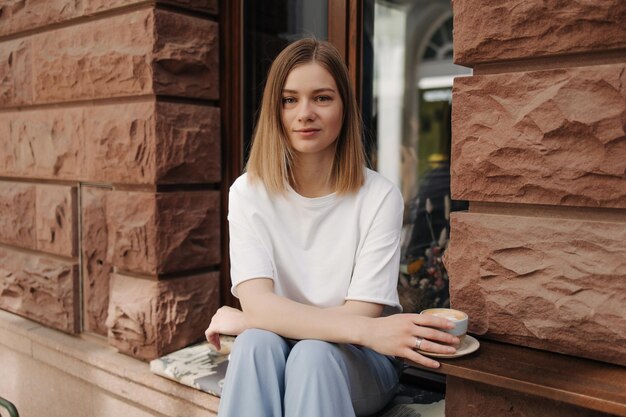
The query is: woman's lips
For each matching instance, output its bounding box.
[294,129,320,137]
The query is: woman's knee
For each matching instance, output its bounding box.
[231,329,289,359]
[286,340,347,376]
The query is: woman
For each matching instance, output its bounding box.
[205,38,458,417]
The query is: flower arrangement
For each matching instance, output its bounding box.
[398,195,452,313]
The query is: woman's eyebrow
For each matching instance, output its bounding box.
[282,88,336,94]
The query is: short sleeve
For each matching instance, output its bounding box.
[228,183,275,297]
[346,185,403,313]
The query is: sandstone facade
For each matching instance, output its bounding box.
[107,272,220,360]
[31,10,154,103]
[36,185,78,257]
[0,182,77,257]
[105,190,220,275]
[0,9,218,107]
[450,0,626,375]
[153,102,221,184]
[0,0,218,38]
[0,182,36,249]
[0,1,148,37]
[446,1,626,414]
[153,11,220,100]
[0,38,33,106]
[0,101,220,184]
[0,247,79,333]
[0,1,222,360]
[444,12,626,416]
[452,64,626,208]
[453,0,626,65]
[445,212,626,366]
[81,187,113,336]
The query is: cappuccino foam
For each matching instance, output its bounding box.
[431,312,463,321]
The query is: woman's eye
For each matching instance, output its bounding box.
[316,96,332,102]
[282,97,296,105]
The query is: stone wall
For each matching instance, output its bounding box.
[0,0,221,360]
[447,0,626,366]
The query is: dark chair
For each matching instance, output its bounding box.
[0,397,19,417]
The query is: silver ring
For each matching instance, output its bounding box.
[415,337,424,350]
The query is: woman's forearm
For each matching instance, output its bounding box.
[236,278,460,368]
[237,279,374,345]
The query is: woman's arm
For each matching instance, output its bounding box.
[235,277,459,368]
[205,279,459,368]
[204,295,380,351]
[325,299,383,317]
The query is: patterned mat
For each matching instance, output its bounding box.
[150,339,233,397]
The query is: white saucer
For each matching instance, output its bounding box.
[418,335,480,359]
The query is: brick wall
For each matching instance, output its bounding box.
[0,0,221,360]
[446,0,626,366]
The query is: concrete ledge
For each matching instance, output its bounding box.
[0,309,219,417]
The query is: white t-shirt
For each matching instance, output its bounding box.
[228,168,403,313]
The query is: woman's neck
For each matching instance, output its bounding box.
[290,154,335,198]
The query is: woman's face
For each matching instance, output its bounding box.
[281,62,343,160]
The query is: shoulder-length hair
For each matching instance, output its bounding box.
[246,38,365,194]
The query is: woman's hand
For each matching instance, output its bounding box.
[362,313,460,369]
[205,306,249,351]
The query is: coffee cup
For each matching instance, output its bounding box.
[421,308,468,342]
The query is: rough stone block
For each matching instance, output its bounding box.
[106,191,158,274]
[0,38,33,106]
[81,187,113,336]
[0,108,84,179]
[155,191,221,271]
[153,10,219,100]
[0,100,220,184]
[85,101,220,183]
[106,191,220,275]
[2,9,219,106]
[0,247,79,333]
[0,182,77,257]
[83,101,157,184]
[453,0,626,65]
[452,65,626,208]
[0,1,218,37]
[444,212,626,366]
[0,182,36,249]
[445,377,614,417]
[0,0,82,37]
[106,272,220,360]
[154,101,221,183]
[31,9,154,103]
[35,185,77,257]
[0,0,142,37]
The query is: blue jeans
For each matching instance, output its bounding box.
[218,329,401,417]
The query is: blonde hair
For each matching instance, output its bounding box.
[246,38,365,194]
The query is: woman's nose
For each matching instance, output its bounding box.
[297,100,316,121]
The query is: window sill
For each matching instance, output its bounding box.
[405,337,626,416]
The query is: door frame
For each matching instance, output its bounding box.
[219,0,363,307]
